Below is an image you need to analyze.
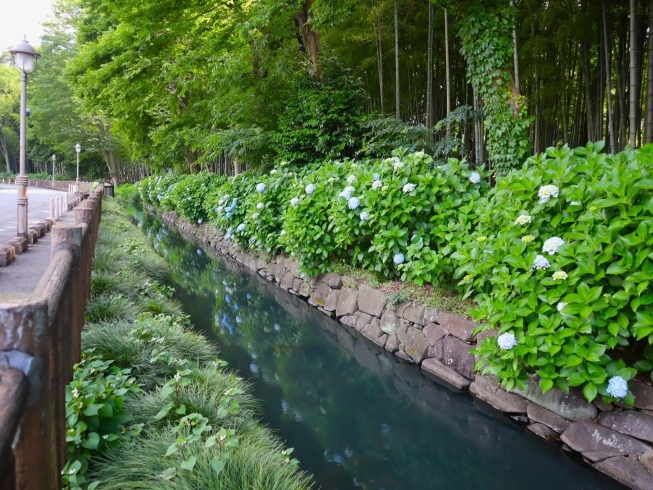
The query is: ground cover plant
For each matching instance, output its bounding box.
[137,142,653,407]
[63,197,312,489]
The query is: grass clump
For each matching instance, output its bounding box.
[64,197,313,490]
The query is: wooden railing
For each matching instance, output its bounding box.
[0,185,104,489]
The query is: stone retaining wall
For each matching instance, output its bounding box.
[156,208,653,490]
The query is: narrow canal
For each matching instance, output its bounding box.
[134,209,625,490]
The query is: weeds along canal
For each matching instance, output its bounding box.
[133,209,626,490]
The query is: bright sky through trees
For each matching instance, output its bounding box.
[0,0,54,52]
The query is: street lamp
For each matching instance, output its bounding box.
[8,37,40,237]
[52,154,56,187]
[75,143,81,192]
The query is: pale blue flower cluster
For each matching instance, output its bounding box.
[403,183,416,193]
[532,255,550,270]
[497,332,517,350]
[393,253,404,265]
[224,198,238,219]
[470,172,481,184]
[290,197,300,207]
[256,182,267,193]
[543,237,565,255]
[373,173,381,182]
[348,197,360,210]
[257,202,264,210]
[372,181,382,190]
[606,376,628,399]
[225,227,233,240]
[237,223,246,233]
[198,219,203,224]
[339,186,355,200]
[360,211,371,221]
[305,184,316,195]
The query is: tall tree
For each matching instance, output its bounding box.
[602,0,616,153]
[630,0,639,145]
[0,66,19,173]
[426,2,434,130]
[646,0,653,143]
[394,0,401,120]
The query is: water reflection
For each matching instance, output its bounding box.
[135,209,625,490]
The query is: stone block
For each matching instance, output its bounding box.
[424,307,438,324]
[380,310,399,335]
[640,450,653,476]
[341,275,357,289]
[341,315,358,329]
[7,237,27,254]
[437,312,476,342]
[321,272,342,289]
[292,278,302,292]
[324,289,340,312]
[309,283,332,308]
[256,259,267,271]
[385,335,399,353]
[395,350,414,364]
[336,288,358,318]
[0,245,15,266]
[422,358,471,390]
[357,285,385,317]
[632,381,653,410]
[423,323,447,347]
[27,229,38,244]
[560,421,651,462]
[289,261,302,278]
[595,457,653,490]
[280,272,295,291]
[356,313,373,331]
[528,423,560,441]
[432,336,475,379]
[402,327,429,364]
[469,375,528,414]
[402,303,425,326]
[298,281,311,298]
[515,376,598,422]
[527,403,571,433]
[599,411,653,443]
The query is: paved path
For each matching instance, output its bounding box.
[0,184,76,294]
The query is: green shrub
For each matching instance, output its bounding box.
[455,142,653,403]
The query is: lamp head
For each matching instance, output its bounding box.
[75,143,81,154]
[52,154,56,162]
[8,37,40,74]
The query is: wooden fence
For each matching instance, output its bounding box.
[0,178,94,193]
[0,185,104,489]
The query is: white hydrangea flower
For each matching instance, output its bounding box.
[606,376,628,399]
[497,332,517,350]
[542,237,565,255]
[415,150,425,158]
[198,219,203,224]
[290,197,300,207]
[515,215,532,226]
[469,172,481,184]
[532,255,550,270]
[403,183,416,193]
[538,185,559,203]
[257,202,264,210]
[270,169,278,174]
[252,212,259,219]
[557,302,567,314]
[280,230,287,236]
[348,197,360,210]
[217,206,224,214]
[552,271,568,281]
[372,180,383,190]
[256,183,267,193]
[393,161,404,171]
[347,175,357,184]
[360,211,371,221]
[339,186,355,200]
[570,201,581,206]
[305,184,316,195]
[237,223,246,232]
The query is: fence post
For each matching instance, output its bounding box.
[0,295,57,490]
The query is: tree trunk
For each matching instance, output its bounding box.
[646,0,653,143]
[511,0,520,92]
[581,40,594,143]
[375,4,385,114]
[603,0,616,153]
[444,7,451,133]
[426,2,434,130]
[295,0,322,78]
[394,0,400,120]
[630,0,639,145]
[0,132,10,173]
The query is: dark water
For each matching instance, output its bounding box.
[134,210,625,490]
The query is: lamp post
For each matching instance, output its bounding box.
[75,143,81,192]
[52,154,56,187]
[8,37,40,238]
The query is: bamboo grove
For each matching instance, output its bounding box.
[1,0,652,181]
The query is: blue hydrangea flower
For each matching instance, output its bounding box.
[257,202,264,210]
[360,211,370,221]
[348,197,360,210]
[290,197,300,207]
[197,219,203,224]
[393,253,404,265]
[373,173,380,181]
[339,186,355,200]
[497,332,517,350]
[606,376,628,399]
[237,223,246,232]
[305,184,316,195]
[470,172,481,184]
[256,183,266,193]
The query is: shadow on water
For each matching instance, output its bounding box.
[133,209,626,490]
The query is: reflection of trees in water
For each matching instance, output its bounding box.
[135,212,620,490]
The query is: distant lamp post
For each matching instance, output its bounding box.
[52,154,56,187]
[75,143,81,192]
[9,37,40,237]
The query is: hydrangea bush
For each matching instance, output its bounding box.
[454,142,653,403]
